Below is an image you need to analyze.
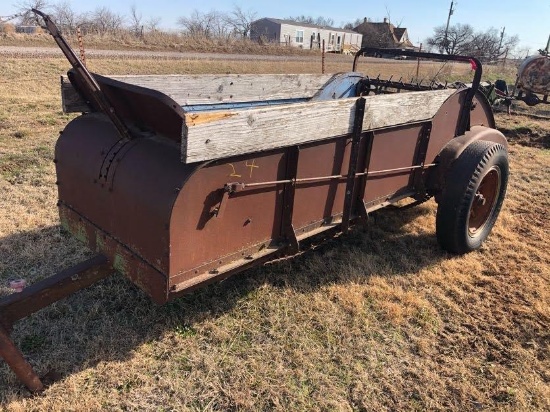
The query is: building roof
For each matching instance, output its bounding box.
[393,27,407,41]
[254,17,360,34]
[354,19,414,48]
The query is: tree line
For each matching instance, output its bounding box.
[5,0,524,60]
[427,24,520,61]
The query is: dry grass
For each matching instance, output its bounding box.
[0,56,548,411]
[0,31,323,56]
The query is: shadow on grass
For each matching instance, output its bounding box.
[0,202,448,397]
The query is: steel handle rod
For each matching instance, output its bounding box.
[227,163,437,190]
[31,9,133,141]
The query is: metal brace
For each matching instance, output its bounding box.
[342,97,366,232]
[212,183,245,218]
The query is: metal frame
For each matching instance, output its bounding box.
[0,256,113,391]
[353,47,482,136]
[342,97,366,231]
[281,146,300,253]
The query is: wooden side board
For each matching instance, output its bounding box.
[59,73,456,164]
[61,73,337,112]
[182,89,456,163]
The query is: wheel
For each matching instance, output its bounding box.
[436,140,508,254]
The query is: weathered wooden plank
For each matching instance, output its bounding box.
[182,89,456,163]
[61,73,336,113]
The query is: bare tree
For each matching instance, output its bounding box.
[514,46,530,59]
[286,15,313,24]
[15,0,50,25]
[128,4,143,37]
[501,34,520,58]
[314,16,334,27]
[177,10,231,38]
[286,15,334,27]
[427,23,475,55]
[342,18,365,30]
[225,5,256,37]
[51,1,78,33]
[427,23,519,61]
[89,6,124,35]
[145,16,161,32]
[178,10,212,37]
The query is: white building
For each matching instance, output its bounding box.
[250,18,363,54]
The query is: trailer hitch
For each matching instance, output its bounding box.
[31,9,133,141]
[0,256,113,391]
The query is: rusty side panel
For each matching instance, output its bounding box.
[470,90,496,130]
[59,205,169,303]
[56,113,198,273]
[68,70,186,143]
[363,124,423,205]
[292,139,350,229]
[426,89,495,164]
[169,150,287,284]
[168,123,426,288]
[425,91,463,163]
[56,113,200,302]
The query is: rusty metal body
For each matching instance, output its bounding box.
[1,11,507,391]
[517,54,550,96]
[55,87,496,304]
[514,54,550,106]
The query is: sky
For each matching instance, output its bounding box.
[1,0,549,55]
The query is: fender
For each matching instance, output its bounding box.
[427,126,508,201]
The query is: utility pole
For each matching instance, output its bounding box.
[545,33,550,54]
[443,1,455,53]
[498,27,505,55]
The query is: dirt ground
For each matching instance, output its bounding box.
[497,113,550,149]
[0,56,548,411]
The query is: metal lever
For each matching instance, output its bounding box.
[32,9,133,141]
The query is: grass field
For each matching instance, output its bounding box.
[0,56,548,411]
[0,31,311,55]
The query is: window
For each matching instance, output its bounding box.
[295,30,304,43]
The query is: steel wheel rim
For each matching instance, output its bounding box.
[468,166,501,236]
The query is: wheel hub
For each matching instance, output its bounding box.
[468,166,501,236]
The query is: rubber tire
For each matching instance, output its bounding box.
[436,140,509,254]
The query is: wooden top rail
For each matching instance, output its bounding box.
[60,72,457,163]
[182,88,456,162]
[61,73,336,113]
